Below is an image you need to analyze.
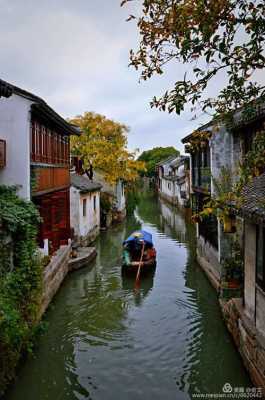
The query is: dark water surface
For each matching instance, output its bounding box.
[4,191,250,400]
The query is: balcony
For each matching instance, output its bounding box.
[192,167,211,193]
[31,166,70,195]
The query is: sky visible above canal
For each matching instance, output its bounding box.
[0,0,210,153]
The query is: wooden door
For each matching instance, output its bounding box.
[35,188,70,254]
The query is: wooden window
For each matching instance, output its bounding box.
[40,125,43,160]
[83,199,87,217]
[93,195,96,211]
[202,145,210,168]
[47,130,51,163]
[0,139,6,168]
[66,136,69,165]
[54,134,58,164]
[256,225,265,290]
[30,122,34,160]
[31,120,70,166]
[58,134,61,164]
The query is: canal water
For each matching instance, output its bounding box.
[4,191,251,400]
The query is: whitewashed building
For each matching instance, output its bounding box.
[182,112,265,391]
[0,79,79,254]
[70,174,102,246]
[93,171,126,225]
[157,155,190,207]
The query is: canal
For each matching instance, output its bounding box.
[4,191,251,400]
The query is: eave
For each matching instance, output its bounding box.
[31,103,80,136]
[0,79,13,98]
[0,79,80,136]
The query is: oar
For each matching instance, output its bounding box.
[135,241,145,289]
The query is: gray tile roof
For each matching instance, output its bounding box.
[0,79,13,98]
[169,155,189,168]
[71,173,102,193]
[0,78,80,136]
[242,173,265,221]
[156,155,178,167]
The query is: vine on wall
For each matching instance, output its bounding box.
[0,185,42,395]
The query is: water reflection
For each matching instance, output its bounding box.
[121,270,155,307]
[4,191,250,400]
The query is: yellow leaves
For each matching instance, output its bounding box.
[70,112,145,184]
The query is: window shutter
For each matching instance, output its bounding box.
[0,139,6,168]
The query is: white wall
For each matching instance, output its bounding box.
[163,161,173,176]
[70,187,100,238]
[159,157,189,205]
[0,94,32,199]
[70,186,80,235]
[161,177,175,199]
[209,126,233,195]
[115,179,126,212]
[175,181,187,206]
[79,192,100,237]
[93,171,125,212]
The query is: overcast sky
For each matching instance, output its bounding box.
[0,0,210,154]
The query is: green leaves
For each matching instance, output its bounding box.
[124,0,265,117]
[138,146,179,176]
[0,186,42,394]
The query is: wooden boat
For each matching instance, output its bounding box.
[122,230,156,275]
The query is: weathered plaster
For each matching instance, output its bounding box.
[0,94,32,199]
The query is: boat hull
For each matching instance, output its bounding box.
[122,258,156,275]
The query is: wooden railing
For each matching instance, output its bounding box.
[32,167,70,195]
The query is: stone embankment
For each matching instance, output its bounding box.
[220,298,265,393]
[40,244,97,317]
[197,252,265,393]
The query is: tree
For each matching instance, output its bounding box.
[138,146,179,177]
[121,0,265,117]
[70,112,145,184]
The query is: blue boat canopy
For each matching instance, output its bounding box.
[124,230,153,246]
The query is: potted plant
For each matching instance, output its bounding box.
[222,213,236,233]
[191,213,201,223]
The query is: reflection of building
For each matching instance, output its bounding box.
[156,155,190,208]
[0,79,79,254]
[160,201,187,243]
[177,252,251,396]
[122,271,155,307]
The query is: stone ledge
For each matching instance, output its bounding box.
[43,244,70,286]
[196,251,220,292]
[40,244,71,317]
[78,226,100,247]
